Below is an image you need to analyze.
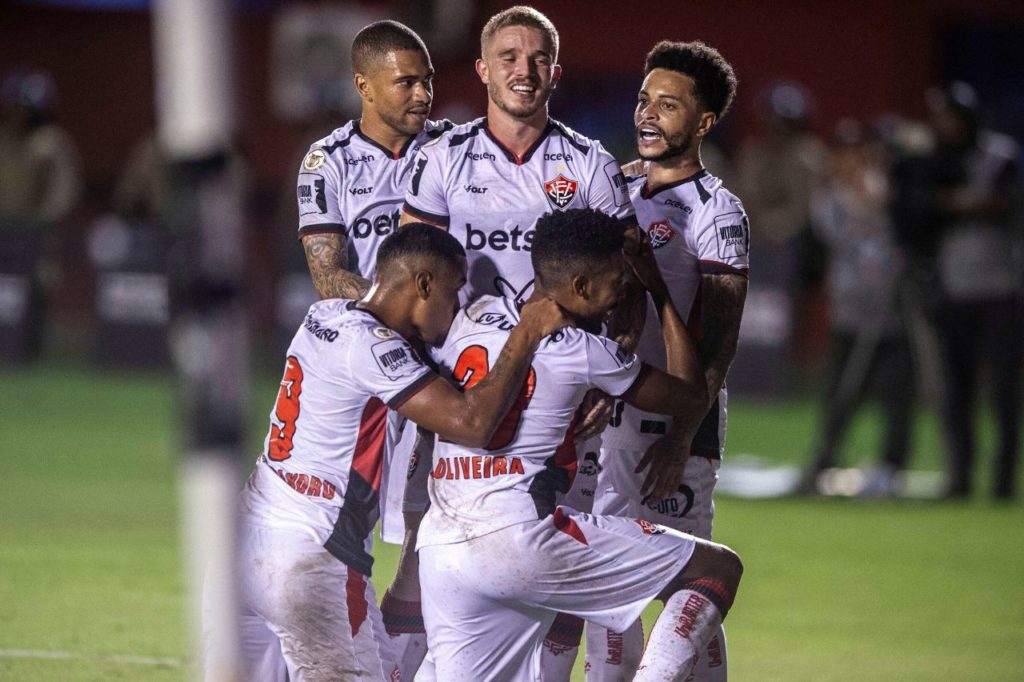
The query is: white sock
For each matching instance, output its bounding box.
[687,625,727,682]
[634,590,723,682]
[584,620,644,681]
[539,613,585,681]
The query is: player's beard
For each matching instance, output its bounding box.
[639,128,694,163]
[380,107,428,137]
[488,79,547,120]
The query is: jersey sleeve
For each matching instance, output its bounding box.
[402,141,451,228]
[348,328,437,408]
[585,143,635,221]
[297,145,346,239]
[695,192,751,276]
[584,333,643,397]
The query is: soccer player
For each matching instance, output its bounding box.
[219,224,567,681]
[591,41,748,681]
[417,209,743,682]
[292,22,454,670]
[297,20,451,299]
[395,7,635,676]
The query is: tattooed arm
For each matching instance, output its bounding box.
[301,233,371,300]
[697,272,747,402]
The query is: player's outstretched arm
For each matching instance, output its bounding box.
[301,233,371,300]
[397,298,569,448]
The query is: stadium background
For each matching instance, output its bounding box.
[2,0,1023,679]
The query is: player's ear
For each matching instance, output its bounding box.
[571,274,590,300]
[475,58,489,84]
[414,271,433,300]
[354,73,372,102]
[696,111,717,138]
[551,64,562,90]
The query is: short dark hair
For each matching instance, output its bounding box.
[531,209,625,285]
[481,5,559,61]
[644,40,737,119]
[377,223,466,276]
[351,20,429,75]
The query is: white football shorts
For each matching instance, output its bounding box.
[418,506,697,681]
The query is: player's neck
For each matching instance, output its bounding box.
[486,106,549,157]
[357,296,416,345]
[358,115,414,156]
[646,149,703,192]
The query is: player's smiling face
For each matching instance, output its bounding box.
[477,25,561,121]
[362,49,434,137]
[635,68,713,162]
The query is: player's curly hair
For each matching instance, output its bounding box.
[481,6,559,61]
[378,223,465,275]
[644,40,737,119]
[351,20,429,75]
[532,209,625,285]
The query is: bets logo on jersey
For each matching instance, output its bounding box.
[544,174,579,209]
[647,220,675,249]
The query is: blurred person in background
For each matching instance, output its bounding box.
[924,83,1021,500]
[799,120,915,497]
[736,81,826,311]
[0,68,81,360]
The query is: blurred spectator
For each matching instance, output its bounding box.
[800,120,914,496]
[925,83,1022,499]
[0,68,82,360]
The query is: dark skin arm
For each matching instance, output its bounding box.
[301,233,372,300]
[397,297,568,448]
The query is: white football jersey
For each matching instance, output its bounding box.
[241,299,436,576]
[417,295,643,548]
[296,119,453,280]
[402,117,634,302]
[601,169,750,456]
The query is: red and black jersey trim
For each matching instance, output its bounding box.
[447,120,486,147]
[527,407,582,518]
[353,120,417,160]
[324,397,389,576]
[698,260,749,277]
[322,131,355,156]
[640,169,709,200]
[402,202,450,228]
[298,222,347,239]
[388,371,438,409]
[484,118,556,165]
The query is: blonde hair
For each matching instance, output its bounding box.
[480,6,559,61]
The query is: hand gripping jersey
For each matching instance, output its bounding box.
[402,117,634,302]
[241,299,436,576]
[416,296,643,548]
[601,169,750,457]
[296,119,453,280]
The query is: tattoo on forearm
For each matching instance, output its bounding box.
[303,233,371,300]
[698,273,747,401]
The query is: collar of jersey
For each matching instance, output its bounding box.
[483,118,557,165]
[353,120,417,160]
[640,168,708,200]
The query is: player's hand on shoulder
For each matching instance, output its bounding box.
[517,296,573,339]
[623,233,667,295]
[635,432,690,502]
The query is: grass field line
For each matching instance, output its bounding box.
[0,648,184,667]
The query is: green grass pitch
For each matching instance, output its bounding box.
[1,363,1022,680]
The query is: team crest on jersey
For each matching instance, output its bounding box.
[544,174,579,209]
[635,519,666,535]
[647,220,675,249]
[372,327,394,340]
[303,149,326,171]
